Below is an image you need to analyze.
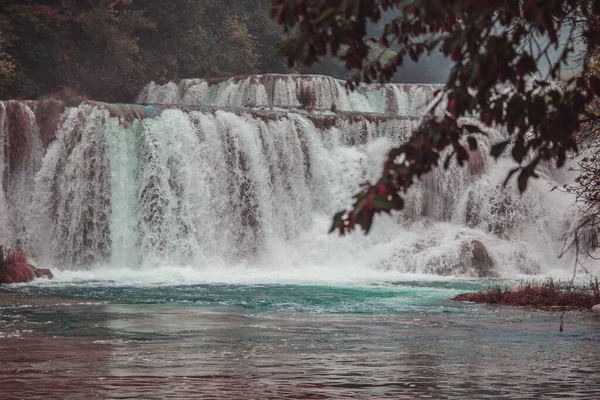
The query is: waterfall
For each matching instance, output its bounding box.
[0,75,593,278]
[137,74,441,117]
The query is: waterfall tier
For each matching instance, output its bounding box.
[137,74,441,116]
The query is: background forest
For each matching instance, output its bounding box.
[0,0,450,103]
[0,0,351,102]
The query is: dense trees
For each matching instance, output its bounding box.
[136,1,264,82]
[0,30,14,81]
[0,0,295,102]
[0,0,152,101]
[269,0,600,235]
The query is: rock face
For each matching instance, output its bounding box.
[0,246,53,284]
[459,239,497,278]
[423,238,498,277]
[31,266,54,280]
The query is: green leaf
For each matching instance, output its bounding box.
[524,157,541,179]
[315,7,338,24]
[361,212,374,234]
[329,211,346,233]
[517,54,537,75]
[503,167,520,187]
[511,137,526,163]
[372,196,393,213]
[491,140,509,158]
[517,169,530,193]
[591,76,600,96]
[463,124,483,134]
[443,152,455,169]
[467,136,478,151]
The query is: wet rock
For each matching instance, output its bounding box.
[422,239,497,277]
[31,265,54,280]
[460,239,497,278]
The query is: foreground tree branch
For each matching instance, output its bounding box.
[270,0,600,235]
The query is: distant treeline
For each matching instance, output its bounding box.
[0,0,347,102]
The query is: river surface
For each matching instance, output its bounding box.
[1,279,600,399]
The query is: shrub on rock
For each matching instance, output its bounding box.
[0,246,53,284]
[452,279,600,310]
[0,250,35,284]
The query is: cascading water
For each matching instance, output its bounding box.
[136,74,440,117]
[0,75,594,280]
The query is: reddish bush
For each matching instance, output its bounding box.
[0,251,35,284]
[452,279,600,310]
[10,251,27,264]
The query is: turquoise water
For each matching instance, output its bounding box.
[1,280,600,398]
[11,280,483,311]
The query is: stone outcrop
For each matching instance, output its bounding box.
[31,266,54,280]
[425,238,497,278]
[462,239,496,278]
[0,246,53,284]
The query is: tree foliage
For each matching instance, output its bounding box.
[0,30,15,81]
[567,43,600,225]
[134,1,264,82]
[0,0,293,102]
[0,0,153,101]
[269,0,600,235]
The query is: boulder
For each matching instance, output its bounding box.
[592,304,600,313]
[460,239,497,278]
[30,265,54,280]
[423,239,497,278]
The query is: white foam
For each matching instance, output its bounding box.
[0,79,597,283]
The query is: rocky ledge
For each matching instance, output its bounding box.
[0,246,53,284]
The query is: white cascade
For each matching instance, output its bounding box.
[137,74,441,117]
[0,75,592,279]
